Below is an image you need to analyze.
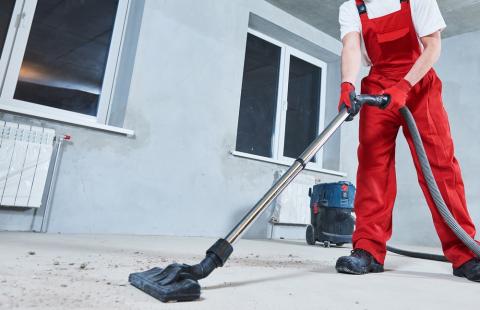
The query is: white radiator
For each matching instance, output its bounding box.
[0,121,55,208]
[271,174,319,225]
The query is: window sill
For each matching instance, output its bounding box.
[0,104,135,137]
[230,151,347,177]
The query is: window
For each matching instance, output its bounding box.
[283,55,322,161]
[236,33,281,158]
[0,1,16,57]
[0,0,18,90]
[235,30,327,169]
[0,0,130,125]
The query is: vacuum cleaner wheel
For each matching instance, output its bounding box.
[306,225,316,245]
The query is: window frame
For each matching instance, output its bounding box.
[0,0,24,91]
[235,29,328,172]
[0,0,131,126]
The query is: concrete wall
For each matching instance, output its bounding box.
[340,30,480,246]
[5,0,476,247]
[0,0,344,238]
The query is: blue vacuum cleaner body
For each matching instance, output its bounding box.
[306,181,355,247]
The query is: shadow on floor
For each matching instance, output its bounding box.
[267,239,352,249]
[384,269,471,283]
[203,268,327,290]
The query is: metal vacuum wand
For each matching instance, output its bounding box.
[225,94,389,244]
[225,109,351,244]
[128,94,390,303]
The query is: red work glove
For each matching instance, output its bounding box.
[338,82,357,121]
[381,79,412,111]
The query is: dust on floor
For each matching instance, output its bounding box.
[0,232,477,310]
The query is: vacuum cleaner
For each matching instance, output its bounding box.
[306,181,355,248]
[128,94,480,302]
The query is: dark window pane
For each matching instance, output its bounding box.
[14,0,119,116]
[236,34,281,157]
[0,0,16,56]
[283,56,321,161]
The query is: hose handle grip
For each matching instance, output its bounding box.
[355,94,391,109]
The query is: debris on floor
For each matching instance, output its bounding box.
[0,232,477,310]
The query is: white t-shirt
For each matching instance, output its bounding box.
[339,0,446,65]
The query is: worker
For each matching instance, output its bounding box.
[335,0,480,282]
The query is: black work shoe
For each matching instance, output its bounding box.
[335,249,384,275]
[453,259,480,282]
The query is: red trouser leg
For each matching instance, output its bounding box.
[353,71,478,267]
[352,78,401,265]
[401,72,477,268]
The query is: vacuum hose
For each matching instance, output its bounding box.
[388,107,480,261]
[188,238,233,280]
[189,254,222,280]
[386,245,447,262]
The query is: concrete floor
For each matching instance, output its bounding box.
[0,232,477,310]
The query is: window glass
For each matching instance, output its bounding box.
[13,0,119,116]
[236,34,281,157]
[0,0,16,56]
[283,55,321,161]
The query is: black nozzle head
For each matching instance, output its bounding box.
[128,239,233,303]
[129,265,201,302]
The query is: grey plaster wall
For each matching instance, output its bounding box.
[0,0,344,238]
[2,1,478,249]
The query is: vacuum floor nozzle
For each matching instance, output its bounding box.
[129,239,233,303]
[129,266,201,302]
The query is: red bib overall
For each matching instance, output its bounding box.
[353,0,477,268]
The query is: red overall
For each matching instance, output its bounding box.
[352,0,477,268]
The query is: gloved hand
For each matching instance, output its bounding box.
[338,82,358,121]
[381,79,412,111]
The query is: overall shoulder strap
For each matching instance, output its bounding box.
[400,0,410,10]
[355,0,367,15]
